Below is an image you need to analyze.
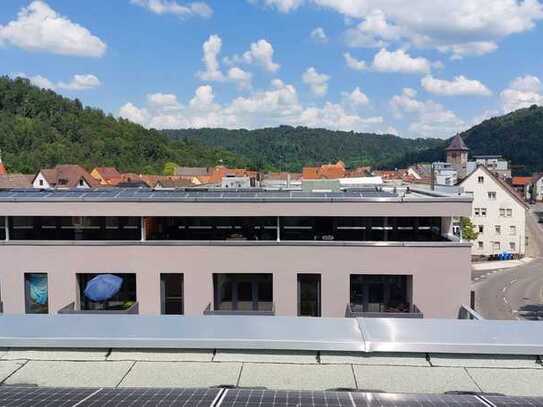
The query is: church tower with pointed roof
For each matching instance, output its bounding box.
[445,134,469,178]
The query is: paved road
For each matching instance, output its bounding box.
[473,208,543,320]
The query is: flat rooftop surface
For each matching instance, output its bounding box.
[0,349,542,398]
[0,187,470,203]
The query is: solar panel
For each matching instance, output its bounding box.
[217,389,354,407]
[482,395,543,406]
[351,392,486,406]
[0,387,98,407]
[78,388,221,407]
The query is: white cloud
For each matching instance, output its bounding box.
[0,1,106,57]
[13,73,101,91]
[302,67,330,96]
[119,80,388,132]
[130,0,212,18]
[223,39,280,73]
[345,9,402,48]
[500,75,543,112]
[342,87,370,107]
[258,0,543,58]
[344,52,367,71]
[437,41,498,60]
[248,0,305,13]
[197,34,225,81]
[390,88,465,137]
[227,67,253,89]
[421,75,492,96]
[119,103,149,126]
[372,48,433,75]
[310,27,328,43]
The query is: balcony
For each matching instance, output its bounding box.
[203,302,275,316]
[58,301,139,314]
[345,303,423,318]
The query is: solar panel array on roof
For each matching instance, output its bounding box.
[0,188,402,202]
[0,387,541,407]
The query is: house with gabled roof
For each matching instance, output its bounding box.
[32,165,100,189]
[90,167,123,186]
[460,165,528,258]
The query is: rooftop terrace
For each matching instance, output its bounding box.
[0,315,542,400]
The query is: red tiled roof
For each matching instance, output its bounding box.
[511,176,532,186]
[36,165,100,189]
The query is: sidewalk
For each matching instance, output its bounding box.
[472,257,534,271]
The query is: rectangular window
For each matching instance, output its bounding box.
[0,217,5,240]
[350,275,411,314]
[474,208,480,216]
[507,209,513,217]
[478,241,484,249]
[9,217,141,240]
[77,274,137,311]
[510,226,517,236]
[488,192,496,200]
[213,274,273,313]
[493,242,501,251]
[510,242,516,251]
[478,225,484,234]
[495,225,501,234]
[481,208,487,217]
[160,274,184,315]
[500,208,506,217]
[25,273,48,314]
[297,274,321,317]
[478,176,484,184]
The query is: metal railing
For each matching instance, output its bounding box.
[203,302,275,316]
[58,302,139,315]
[458,304,484,320]
[345,303,423,318]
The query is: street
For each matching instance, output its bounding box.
[473,206,543,320]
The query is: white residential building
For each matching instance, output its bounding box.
[460,166,528,258]
[466,155,511,179]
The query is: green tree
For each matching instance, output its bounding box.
[162,161,178,176]
[460,217,479,241]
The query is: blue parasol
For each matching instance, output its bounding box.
[84,274,123,302]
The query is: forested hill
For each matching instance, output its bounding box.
[0,76,243,174]
[164,127,443,172]
[386,105,543,175]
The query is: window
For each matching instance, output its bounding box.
[8,217,142,241]
[492,242,501,251]
[500,208,505,217]
[478,176,484,184]
[478,225,484,234]
[481,208,487,217]
[510,226,517,236]
[160,274,183,315]
[350,275,411,314]
[78,179,85,187]
[213,274,273,312]
[488,192,496,200]
[25,273,48,314]
[39,179,44,186]
[506,209,513,217]
[510,242,516,251]
[0,217,5,241]
[78,274,137,311]
[478,241,484,249]
[495,225,501,234]
[474,208,480,216]
[298,274,321,317]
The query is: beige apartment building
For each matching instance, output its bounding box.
[0,187,472,319]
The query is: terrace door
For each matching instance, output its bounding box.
[298,274,321,317]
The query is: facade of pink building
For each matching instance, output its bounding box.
[0,188,472,319]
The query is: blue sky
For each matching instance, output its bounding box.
[1,0,543,138]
